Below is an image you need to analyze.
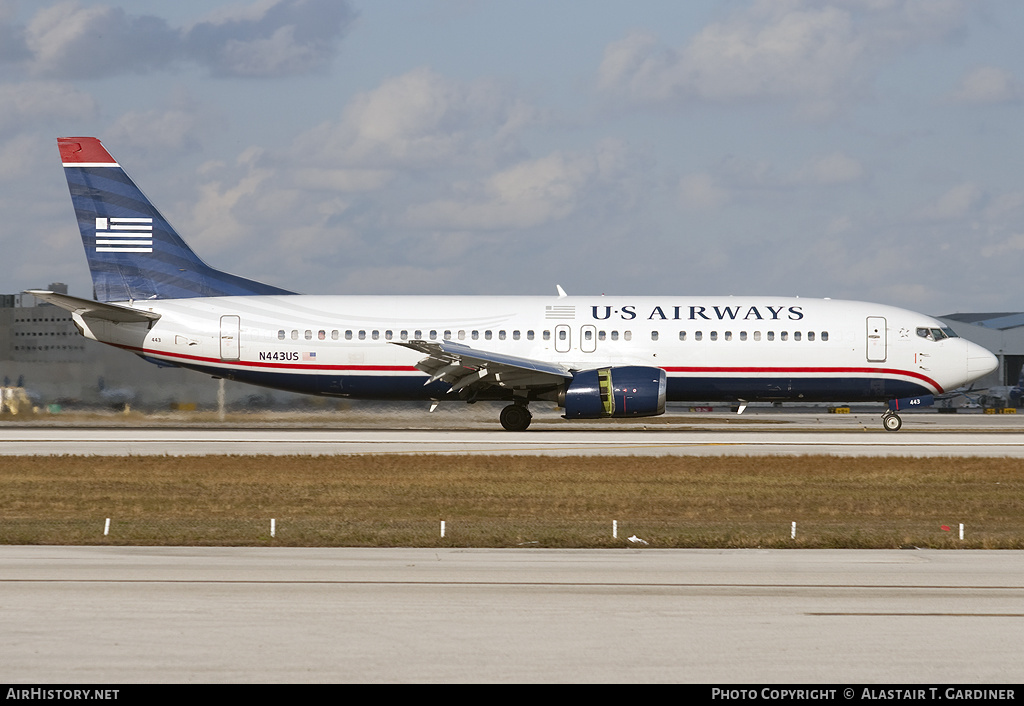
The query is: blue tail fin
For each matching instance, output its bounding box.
[58,137,295,302]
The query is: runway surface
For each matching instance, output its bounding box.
[2,546,1021,683]
[2,412,1024,456]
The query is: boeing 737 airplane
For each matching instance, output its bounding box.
[32,137,998,431]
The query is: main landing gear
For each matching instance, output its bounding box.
[881,411,902,432]
[500,403,532,431]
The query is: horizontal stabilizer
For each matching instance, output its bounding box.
[25,290,161,324]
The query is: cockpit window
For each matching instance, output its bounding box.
[917,327,958,341]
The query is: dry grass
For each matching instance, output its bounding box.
[2,455,1023,547]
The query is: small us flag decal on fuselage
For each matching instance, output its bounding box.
[95,217,153,253]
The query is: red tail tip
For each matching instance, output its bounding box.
[58,137,116,164]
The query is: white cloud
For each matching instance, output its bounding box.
[404,151,597,230]
[294,67,536,171]
[185,148,273,257]
[678,173,730,211]
[949,66,1023,105]
[15,0,355,79]
[24,1,178,78]
[107,109,208,155]
[597,0,969,118]
[796,151,864,185]
[0,81,96,133]
[981,233,1024,259]
[916,182,983,221]
[186,0,357,77]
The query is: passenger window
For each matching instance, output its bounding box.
[780,331,788,341]
[807,331,814,341]
[794,331,801,341]
[414,330,422,339]
[400,330,408,340]
[472,330,479,340]
[444,330,451,340]
[331,330,339,340]
[499,331,506,340]
[459,330,466,340]
[278,330,286,340]
[429,330,437,340]
[767,331,774,341]
[710,331,718,341]
[679,331,686,341]
[821,331,829,342]
[385,330,393,340]
[486,331,493,340]
[291,330,299,340]
[527,330,535,340]
[624,331,632,341]
[739,331,746,341]
[611,331,619,341]
[305,330,312,340]
[651,331,659,341]
[512,331,520,340]
[753,331,761,341]
[725,331,732,341]
[372,330,379,340]
[695,331,702,341]
[544,331,551,341]
[318,330,326,340]
[345,330,353,340]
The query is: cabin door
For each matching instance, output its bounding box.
[866,317,886,363]
[220,315,240,361]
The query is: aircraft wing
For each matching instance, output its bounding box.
[25,290,161,324]
[393,339,572,394]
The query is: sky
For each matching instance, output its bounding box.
[2,0,1024,315]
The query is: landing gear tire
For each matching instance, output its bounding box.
[882,412,902,432]
[500,404,532,431]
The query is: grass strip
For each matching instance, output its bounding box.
[2,455,1022,547]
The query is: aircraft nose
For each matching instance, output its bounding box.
[966,341,998,381]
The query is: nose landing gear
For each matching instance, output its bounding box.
[882,411,902,432]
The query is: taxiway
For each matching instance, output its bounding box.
[2,546,1021,683]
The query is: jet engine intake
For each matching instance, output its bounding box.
[561,366,667,419]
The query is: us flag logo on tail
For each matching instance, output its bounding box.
[95,217,153,253]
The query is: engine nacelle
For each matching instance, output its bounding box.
[562,366,667,419]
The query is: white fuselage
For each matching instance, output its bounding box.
[74,294,997,404]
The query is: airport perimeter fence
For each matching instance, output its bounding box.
[3,517,1024,548]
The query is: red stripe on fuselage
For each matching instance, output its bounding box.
[116,344,943,391]
[661,366,942,393]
